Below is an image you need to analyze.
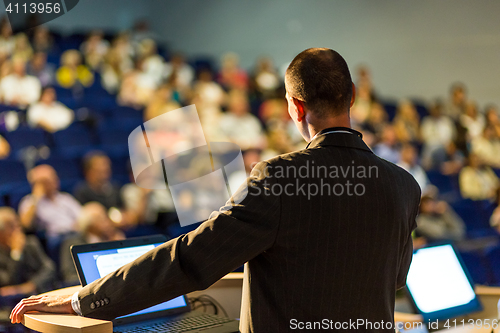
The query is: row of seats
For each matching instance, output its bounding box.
[460,245,500,286]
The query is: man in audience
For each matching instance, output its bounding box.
[420,101,456,169]
[0,55,41,107]
[0,207,56,299]
[27,87,74,132]
[60,202,125,286]
[415,194,465,242]
[74,151,123,210]
[471,125,500,168]
[397,143,431,193]
[19,165,81,260]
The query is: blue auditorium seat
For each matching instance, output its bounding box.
[0,160,29,195]
[451,199,494,238]
[109,155,131,185]
[459,250,492,285]
[99,128,131,156]
[53,127,95,157]
[4,128,47,153]
[485,245,500,285]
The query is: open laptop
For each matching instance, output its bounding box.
[71,235,240,333]
[405,243,482,323]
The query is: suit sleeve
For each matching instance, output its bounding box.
[78,161,281,320]
[396,183,421,290]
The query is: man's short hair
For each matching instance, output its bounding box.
[82,150,109,174]
[285,48,353,117]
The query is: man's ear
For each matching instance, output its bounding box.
[350,82,356,108]
[292,97,306,122]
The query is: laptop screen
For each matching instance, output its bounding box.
[76,242,188,319]
[406,243,482,321]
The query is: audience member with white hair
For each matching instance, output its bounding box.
[59,202,125,285]
[0,207,55,299]
[0,55,41,107]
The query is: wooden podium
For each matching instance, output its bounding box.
[22,275,500,333]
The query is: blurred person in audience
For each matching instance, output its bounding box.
[19,165,81,258]
[80,30,109,71]
[393,100,420,143]
[74,151,123,210]
[373,124,400,164]
[101,34,134,94]
[485,104,500,137]
[258,94,288,128]
[218,89,266,150]
[31,26,54,54]
[444,82,467,120]
[217,52,248,90]
[362,102,388,137]
[0,55,41,107]
[56,49,94,89]
[421,100,456,169]
[471,125,500,168]
[137,39,164,87]
[27,87,74,132]
[0,17,14,57]
[459,152,499,201]
[261,128,295,160]
[118,58,157,107]
[27,51,55,87]
[228,148,262,191]
[415,194,465,242]
[350,65,376,125]
[460,101,485,141]
[252,57,280,98]
[192,69,226,109]
[12,33,33,62]
[60,202,125,285]
[164,53,194,93]
[144,84,181,121]
[397,143,431,193]
[440,141,465,175]
[130,20,158,47]
[0,134,10,159]
[0,207,56,298]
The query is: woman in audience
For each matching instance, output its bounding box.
[471,125,500,168]
[27,52,55,87]
[56,49,94,89]
[218,52,248,90]
[0,55,41,107]
[393,100,421,143]
[100,33,134,94]
[373,125,400,164]
[31,26,54,54]
[397,143,430,193]
[0,17,14,57]
[460,101,485,141]
[144,84,181,121]
[27,87,74,132]
[459,152,499,201]
[80,30,109,71]
[12,33,33,62]
[0,207,56,298]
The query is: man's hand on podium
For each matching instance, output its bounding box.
[9,294,75,324]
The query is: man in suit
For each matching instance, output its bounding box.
[11,48,420,332]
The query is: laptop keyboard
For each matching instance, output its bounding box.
[116,313,235,333]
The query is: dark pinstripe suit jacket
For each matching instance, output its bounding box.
[78,128,421,332]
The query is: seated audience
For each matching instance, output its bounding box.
[19,165,81,259]
[471,125,500,168]
[373,125,400,164]
[459,153,499,201]
[415,194,465,242]
[13,33,33,62]
[60,202,125,285]
[0,55,41,107]
[163,53,194,93]
[252,57,280,98]
[56,49,94,89]
[0,134,9,159]
[397,143,431,193]
[31,26,54,54]
[74,151,123,210]
[485,104,500,137]
[144,84,181,121]
[0,207,56,299]
[440,142,465,175]
[100,33,134,94]
[0,17,14,57]
[217,52,248,90]
[218,89,266,150]
[27,87,74,132]
[444,82,467,121]
[192,69,226,109]
[27,51,55,87]
[362,102,388,137]
[80,30,109,71]
[460,102,485,141]
[393,100,420,143]
[420,101,456,169]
